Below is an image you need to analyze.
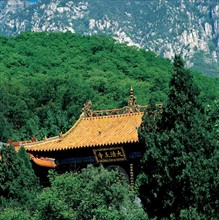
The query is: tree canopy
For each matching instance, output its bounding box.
[0,32,218,143]
[0,32,218,219]
[33,165,147,220]
[137,55,219,219]
[0,145,40,210]
[0,164,147,220]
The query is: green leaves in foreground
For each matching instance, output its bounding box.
[35,165,147,220]
[0,163,147,219]
[137,55,219,219]
[0,145,40,208]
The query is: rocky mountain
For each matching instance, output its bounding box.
[0,0,219,76]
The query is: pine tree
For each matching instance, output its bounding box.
[162,55,203,129]
[18,146,40,192]
[0,145,40,208]
[137,55,219,219]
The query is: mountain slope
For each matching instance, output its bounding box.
[0,0,219,75]
[0,32,218,142]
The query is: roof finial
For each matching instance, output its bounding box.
[128,87,136,108]
[59,131,63,138]
[130,86,134,96]
[81,100,93,117]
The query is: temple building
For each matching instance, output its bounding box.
[10,88,161,184]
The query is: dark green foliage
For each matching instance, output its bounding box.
[0,32,171,142]
[137,55,219,219]
[206,100,219,138]
[0,145,40,208]
[0,34,218,218]
[0,32,218,142]
[34,165,147,220]
[0,165,146,219]
[18,146,40,190]
[161,55,204,131]
[0,208,33,220]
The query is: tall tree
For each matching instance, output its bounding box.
[137,55,219,219]
[0,145,40,209]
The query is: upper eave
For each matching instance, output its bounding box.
[23,112,144,152]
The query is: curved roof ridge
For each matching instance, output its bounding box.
[23,136,59,147]
[61,117,83,138]
[82,112,143,120]
[24,112,144,152]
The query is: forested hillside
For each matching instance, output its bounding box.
[0,32,218,142]
[0,145,147,219]
[138,55,219,219]
[1,0,219,76]
[0,33,219,219]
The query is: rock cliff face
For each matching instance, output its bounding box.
[0,0,218,75]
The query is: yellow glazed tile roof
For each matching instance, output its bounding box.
[23,112,143,152]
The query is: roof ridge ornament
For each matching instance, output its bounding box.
[81,100,93,117]
[128,86,136,107]
[126,87,139,113]
[80,88,148,117]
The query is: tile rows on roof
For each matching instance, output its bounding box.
[23,112,143,152]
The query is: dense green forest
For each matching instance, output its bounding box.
[137,55,219,219]
[0,33,218,219]
[0,31,218,143]
[0,145,146,220]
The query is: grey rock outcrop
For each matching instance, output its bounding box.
[0,0,218,75]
